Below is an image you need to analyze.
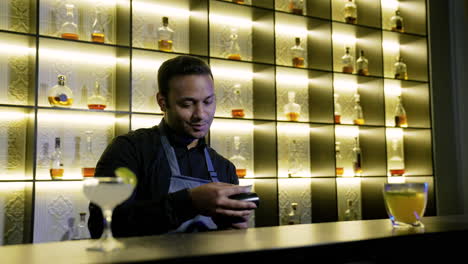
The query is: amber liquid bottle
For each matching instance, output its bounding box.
[342,47,354,74]
[394,95,408,127]
[335,141,344,176]
[344,0,357,24]
[81,131,96,178]
[227,27,242,60]
[334,93,342,124]
[291,37,305,68]
[288,0,304,15]
[60,4,79,40]
[352,136,362,176]
[231,84,245,118]
[91,8,105,43]
[158,17,174,52]
[353,93,365,125]
[50,137,64,180]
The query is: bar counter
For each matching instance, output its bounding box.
[1,215,466,263]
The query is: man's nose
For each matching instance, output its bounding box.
[192,103,206,119]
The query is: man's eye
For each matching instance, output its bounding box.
[180,102,193,107]
[204,99,214,105]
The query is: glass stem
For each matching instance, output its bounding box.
[102,209,114,240]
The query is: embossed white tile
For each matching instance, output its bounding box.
[336,177,362,221]
[277,123,311,178]
[278,178,312,225]
[0,108,28,180]
[0,182,30,245]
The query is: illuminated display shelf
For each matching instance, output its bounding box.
[0,0,434,244]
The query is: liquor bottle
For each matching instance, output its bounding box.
[356,50,369,76]
[390,10,404,33]
[158,17,174,52]
[288,0,304,15]
[343,199,358,221]
[353,93,365,125]
[229,136,247,178]
[352,136,362,176]
[60,3,79,40]
[81,131,96,178]
[334,93,342,124]
[72,212,89,240]
[287,139,301,177]
[291,37,305,68]
[344,0,357,24]
[341,47,354,74]
[50,137,64,180]
[394,95,408,127]
[287,202,300,225]
[227,27,241,60]
[48,75,74,108]
[335,141,344,176]
[389,138,405,176]
[91,8,105,43]
[232,0,245,4]
[394,56,408,80]
[231,84,245,118]
[87,80,107,110]
[284,91,301,121]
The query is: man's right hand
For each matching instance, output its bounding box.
[188,182,257,218]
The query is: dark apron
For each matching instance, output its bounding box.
[160,130,219,233]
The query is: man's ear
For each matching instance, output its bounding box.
[156,92,167,112]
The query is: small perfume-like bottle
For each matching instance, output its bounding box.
[341,47,354,74]
[81,130,96,178]
[334,93,342,124]
[231,84,245,118]
[87,80,107,110]
[344,0,357,24]
[284,91,301,121]
[390,10,404,33]
[60,3,79,40]
[356,50,369,76]
[394,56,408,80]
[353,93,365,125]
[389,138,405,176]
[91,8,105,43]
[335,141,344,176]
[287,139,301,177]
[227,27,242,60]
[229,136,247,178]
[288,0,304,15]
[343,199,358,221]
[394,95,408,127]
[158,17,174,52]
[352,136,362,176]
[291,37,305,68]
[48,75,74,108]
[50,137,64,180]
[72,212,89,240]
[287,202,300,225]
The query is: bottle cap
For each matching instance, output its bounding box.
[162,17,169,25]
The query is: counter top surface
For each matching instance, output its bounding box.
[1,215,467,263]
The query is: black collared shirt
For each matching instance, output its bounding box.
[88,119,238,238]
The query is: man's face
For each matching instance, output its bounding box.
[158,74,216,139]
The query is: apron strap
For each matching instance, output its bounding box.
[204,148,218,181]
[160,134,182,177]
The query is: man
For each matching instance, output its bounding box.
[88,55,256,238]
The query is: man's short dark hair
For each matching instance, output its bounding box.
[157,55,213,99]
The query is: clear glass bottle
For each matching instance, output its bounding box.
[229,136,247,178]
[227,27,242,60]
[391,10,404,33]
[284,91,301,121]
[394,95,408,127]
[389,138,405,176]
[394,56,408,80]
[334,93,342,124]
[352,136,362,176]
[87,80,107,110]
[353,93,365,125]
[288,139,301,177]
[291,37,305,68]
[342,47,354,73]
[81,130,96,178]
[50,137,64,180]
[356,50,369,76]
[287,202,300,225]
[60,3,79,40]
[343,199,358,221]
[288,0,304,15]
[72,212,89,240]
[335,141,344,176]
[158,17,174,52]
[231,84,245,118]
[48,75,74,108]
[344,0,357,24]
[91,8,105,43]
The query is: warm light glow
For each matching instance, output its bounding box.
[381,0,400,10]
[238,179,255,190]
[211,67,254,81]
[36,181,84,192]
[382,41,400,53]
[334,80,358,93]
[277,123,310,136]
[332,33,357,46]
[276,73,309,86]
[387,176,406,183]
[84,0,118,7]
[38,112,116,125]
[210,14,253,28]
[132,2,191,18]
[275,24,309,37]
[211,120,254,132]
[335,125,359,138]
[0,110,28,121]
[132,58,164,70]
[0,182,28,191]
[384,83,402,96]
[0,43,34,56]
[132,115,162,130]
[386,127,404,140]
[40,48,116,66]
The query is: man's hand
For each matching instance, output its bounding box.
[188,182,257,219]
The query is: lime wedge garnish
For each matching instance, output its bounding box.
[114,167,137,187]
